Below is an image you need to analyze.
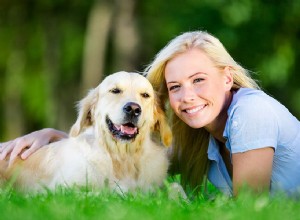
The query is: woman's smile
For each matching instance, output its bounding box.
[182,104,207,115]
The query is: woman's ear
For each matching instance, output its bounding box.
[153,97,172,147]
[69,88,99,137]
[223,66,234,90]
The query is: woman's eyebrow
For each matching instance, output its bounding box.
[166,72,207,84]
[166,81,178,84]
[189,72,207,79]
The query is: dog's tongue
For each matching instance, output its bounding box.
[120,125,137,135]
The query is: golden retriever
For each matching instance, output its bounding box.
[0,71,172,193]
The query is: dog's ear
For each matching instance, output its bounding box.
[153,97,172,147]
[69,88,98,137]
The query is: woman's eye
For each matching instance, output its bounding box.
[193,78,203,83]
[110,88,121,94]
[141,92,150,98]
[169,85,180,91]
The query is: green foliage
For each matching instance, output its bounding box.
[0,0,299,140]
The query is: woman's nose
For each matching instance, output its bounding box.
[180,86,196,102]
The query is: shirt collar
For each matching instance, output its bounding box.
[207,135,220,161]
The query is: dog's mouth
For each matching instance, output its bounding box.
[106,116,139,141]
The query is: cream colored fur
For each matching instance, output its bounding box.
[0,71,172,193]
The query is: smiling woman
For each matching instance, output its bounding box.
[145,30,300,197]
[165,49,233,133]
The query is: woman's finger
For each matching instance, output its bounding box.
[19,140,43,160]
[0,141,16,160]
[0,141,12,153]
[9,138,32,162]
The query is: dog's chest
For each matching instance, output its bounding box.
[111,154,140,180]
[53,140,113,187]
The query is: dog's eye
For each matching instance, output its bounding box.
[110,88,122,94]
[141,93,150,98]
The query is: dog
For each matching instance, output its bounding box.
[0,71,172,193]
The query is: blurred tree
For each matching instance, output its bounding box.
[111,0,139,73]
[0,0,93,139]
[81,0,139,95]
[81,0,113,95]
[0,0,299,141]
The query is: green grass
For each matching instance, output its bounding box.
[0,182,299,220]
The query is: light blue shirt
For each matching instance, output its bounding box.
[207,88,300,197]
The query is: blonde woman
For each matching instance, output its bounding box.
[145,31,300,197]
[1,31,300,197]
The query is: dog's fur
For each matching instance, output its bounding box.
[0,71,172,193]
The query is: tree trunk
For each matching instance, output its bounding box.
[81,0,114,95]
[112,0,139,72]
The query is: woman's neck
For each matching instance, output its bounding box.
[205,90,233,143]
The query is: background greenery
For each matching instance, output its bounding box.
[1,0,300,140]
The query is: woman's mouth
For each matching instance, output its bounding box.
[183,104,207,114]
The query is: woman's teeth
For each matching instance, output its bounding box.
[185,105,205,114]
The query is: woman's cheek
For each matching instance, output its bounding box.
[168,93,178,109]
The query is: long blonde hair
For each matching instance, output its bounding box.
[145,31,260,192]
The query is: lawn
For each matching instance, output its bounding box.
[0,181,299,220]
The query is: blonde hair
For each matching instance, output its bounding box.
[145,31,260,193]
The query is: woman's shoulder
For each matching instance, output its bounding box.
[226,88,299,138]
[229,88,294,119]
[228,88,270,114]
[232,88,266,104]
[224,88,280,153]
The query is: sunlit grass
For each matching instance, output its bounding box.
[0,181,299,220]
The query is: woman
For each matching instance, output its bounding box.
[1,31,300,197]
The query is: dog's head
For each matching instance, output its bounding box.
[69,71,172,148]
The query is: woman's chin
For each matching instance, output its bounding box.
[184,119,207,129]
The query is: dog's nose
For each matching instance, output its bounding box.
[123,102,141,117]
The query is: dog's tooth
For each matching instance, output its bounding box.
[114,124,121,131]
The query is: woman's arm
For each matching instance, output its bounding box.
[0,128,68,161]
[232,147,274,196]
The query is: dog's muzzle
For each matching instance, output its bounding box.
[105,102,141,141]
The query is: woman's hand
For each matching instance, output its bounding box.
[0,128,68,161]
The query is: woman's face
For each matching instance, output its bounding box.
[165,48,233,131]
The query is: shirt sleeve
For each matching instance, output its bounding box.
[224,95,279,153]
